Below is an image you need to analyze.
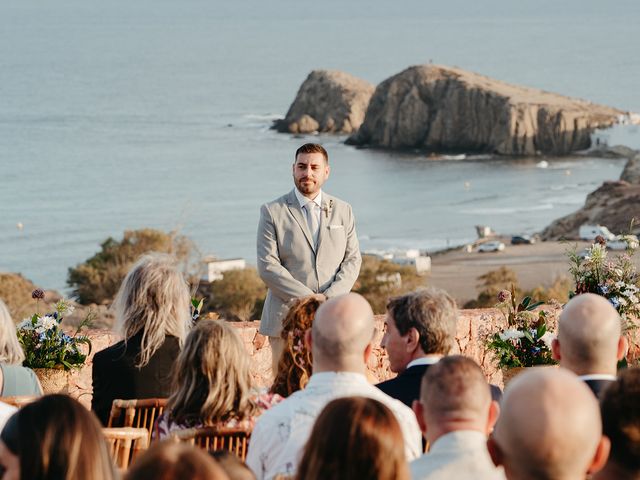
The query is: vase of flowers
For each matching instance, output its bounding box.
[485,287,557,385]
[17,289,92,394]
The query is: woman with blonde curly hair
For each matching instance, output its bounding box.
[154,319,280,439]
[270,295,324,398]
[91,253,192,425]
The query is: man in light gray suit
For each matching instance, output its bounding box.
[257,143,362,371]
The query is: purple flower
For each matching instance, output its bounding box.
[497,290,511,303]
[32,289,45,300]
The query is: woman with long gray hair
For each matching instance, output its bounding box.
[91,253,192,425]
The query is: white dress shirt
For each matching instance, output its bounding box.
[410,431,505,480]
[294,188,322,246]
[246,371,422,480]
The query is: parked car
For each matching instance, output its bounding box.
[511,235,535,245]
[478,241,506,253]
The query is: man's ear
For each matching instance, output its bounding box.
[412,399,427,435]
[587,436,611,475]
[364,342,373,364]
[486,400,500,435]
[486,435,503,468]
[406,327,421,354]
[617,335,628,361]
[551,338,561,361]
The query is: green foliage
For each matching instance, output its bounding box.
[208,268,267,322]
[353,255,427,314]
[67,228,197,305]
[17,299,93,370]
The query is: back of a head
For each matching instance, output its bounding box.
[271,295,323,397]
[169,320,255,425]
[387,287,457,355]
[0,299,25,364]
[311,293,374,371]
[421,355,491,426]
[114,253,192,367]
[600,367,640,474]
[296,396,409,480]
[1,394,117,480]
[491,368,603,480]
[125,442,229,480]
[210,450,256,480]
[558,293,622,373]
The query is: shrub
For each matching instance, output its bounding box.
[464,267,520,309]
[0,273,46,321]
[353,256,426,314]
[67,229,198,305]
[208,268,266,321]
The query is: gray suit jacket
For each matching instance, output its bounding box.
[257,189,361,336]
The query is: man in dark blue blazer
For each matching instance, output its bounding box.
[552,293,627,398]
[376,288,502,408]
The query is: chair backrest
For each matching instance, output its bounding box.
[102,427,149,470]
[107,398,167,442]
[0,395,38,408]
[173,427,252,460]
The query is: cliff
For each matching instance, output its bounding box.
[273,70,374,134]
[347,65,623,155]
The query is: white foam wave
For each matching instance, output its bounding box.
[459,203,554,215]
[243,113,283,121]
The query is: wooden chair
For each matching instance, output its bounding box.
[102,427,149,470]
[0,395,38,408]
[172,426,252,460]
[107,398,167,442]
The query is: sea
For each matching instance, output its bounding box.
[1,0,640,293]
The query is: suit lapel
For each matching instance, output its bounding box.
[286,190,315,251]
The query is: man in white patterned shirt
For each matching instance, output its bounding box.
[246,293,422,480]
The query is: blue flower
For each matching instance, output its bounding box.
[609,297,620,309]
[530,346,541,355]
[597,285,609,295]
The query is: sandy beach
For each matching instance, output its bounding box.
[428,240,640,305]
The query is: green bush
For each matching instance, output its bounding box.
[353,256,427,314]
[67,229,197,305]
[207,268,267,322]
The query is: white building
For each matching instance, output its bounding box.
[202,256,246,282]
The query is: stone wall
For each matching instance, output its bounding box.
[68,308,526,407]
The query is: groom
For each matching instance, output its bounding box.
[257,143,362,371]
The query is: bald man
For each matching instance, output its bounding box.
[487,368,610,480]
[552,293,627,397]
[410,356,503,480]
[246,293,422,480]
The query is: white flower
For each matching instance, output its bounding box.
[618,297,628,307]
[499,329,525,341]
[55,299,75,316]
[540,332,556,348]
[17,318,34,330]
[39,315,57,331]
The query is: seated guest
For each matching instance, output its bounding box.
[410,356,503,480]
[0,299,42,396]
[210,451,256,480]
[377,288,501,407]
[92,253,193,425]
[296,396,410,480]
[270,295,324,398]
[552,293,627,397]
[246,293,421,480]
[594,367,640,480]
[154,319,280,440]
[488,368,610,480]
[0,394,117,480]
[125,442,229,480]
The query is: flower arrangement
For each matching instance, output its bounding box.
[17,290,92,370]
[568,237,640,326]
[485,287,557,369]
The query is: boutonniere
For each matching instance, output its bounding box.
[322,200,334,219]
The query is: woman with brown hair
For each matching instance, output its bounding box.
[0,394,117,480]
[296,396,410,480]
[154,319,280,439]
[270,295,324,398]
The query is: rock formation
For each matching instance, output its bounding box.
[542,151,640,240]
[274,70,374,134]
[347,65,624,155]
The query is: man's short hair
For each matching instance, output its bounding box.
[421,355,490,418]
[295,143,329,164]
[601,367,640,471]
[386,287,457,355]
